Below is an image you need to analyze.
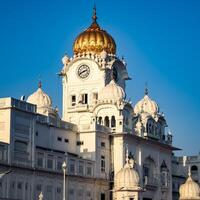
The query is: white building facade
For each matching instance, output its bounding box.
[0,8,178,200]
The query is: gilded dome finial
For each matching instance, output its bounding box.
[188,165,191,177]
[73,5,116,55]
[92,4,97,22]
[145,82,148,95]
[38,80,42,89]
[125,144,129,164]
[38,75,42,88]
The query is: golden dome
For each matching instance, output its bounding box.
[73,7,116,55]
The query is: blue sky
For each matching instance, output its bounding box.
[0,0,199,155]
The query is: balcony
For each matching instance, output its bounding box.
[96,124,111,133]
[143,176,159,190]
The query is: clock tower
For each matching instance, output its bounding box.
[60,7,130,128]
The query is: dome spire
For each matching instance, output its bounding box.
[92,4,97,22]
[188,165,191,177]
[38,80,42,89]
[125,144,129,164]
[145,82,148,95]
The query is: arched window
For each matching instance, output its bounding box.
[146,122,152,134]
[98,117,102,125]
[160,161,169,187]
[143,156,156,186]
[104,116,109,127]
[111,116,116,127]
[191,165,198,171]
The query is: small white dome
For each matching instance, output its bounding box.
[134,92,159,116]
[179,173,200,199]
[27,82,52,115]
[115,163,140,190]
[99,80,125,102]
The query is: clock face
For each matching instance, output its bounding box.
[77,65,90,79]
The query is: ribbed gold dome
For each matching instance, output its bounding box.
[73,8,116,55]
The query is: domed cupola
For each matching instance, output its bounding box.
[27,82,53,116]
[99,80,125,102]
[179,168,200,200]
[73,7,116,55]
[134,88,159,116]
[114,148,143,193]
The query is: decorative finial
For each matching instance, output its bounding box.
[92,3,97,22]
[38,80,42,88]
[188,165,191,177]
[125,144,129,164]
[145,82,148,95]
[39,192,43,200]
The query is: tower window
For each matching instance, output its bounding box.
[71,95,76,106]
[111,116,116,127]
[64,139,69,143]
[101,142,105,148]
[101,155,105,172]
[81,94,88,104]
[101,193,105,200]
[104,116,109,127]
[98,117,102,125]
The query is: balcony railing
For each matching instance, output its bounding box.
[143,176,159,189]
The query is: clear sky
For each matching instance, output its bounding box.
[0,0,199,155]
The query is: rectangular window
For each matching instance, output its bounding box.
[25,183,28,190]
[47,155,54,169]
[69,159,75,174]
[101,155,105,172]
[78,161,84,175]
[17,182,22,189]
[37,152,44,168]
[37,157,43,168]
[57,187,61,193]
[71,95,76,106]
[64,139,69,143]
[77,141,84,145]
[81,94,88,104]
[101,142,105,148]
[57,157,63,171]
[86,163,92,176]
[57,137,62,142]
[143,166,149,177]
[101,193,105,200]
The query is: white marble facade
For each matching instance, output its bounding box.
[0,8,178,200]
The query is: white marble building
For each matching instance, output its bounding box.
[0,7,179,200]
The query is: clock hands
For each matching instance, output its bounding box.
[79,69,87,75]
[78,65,90,78]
